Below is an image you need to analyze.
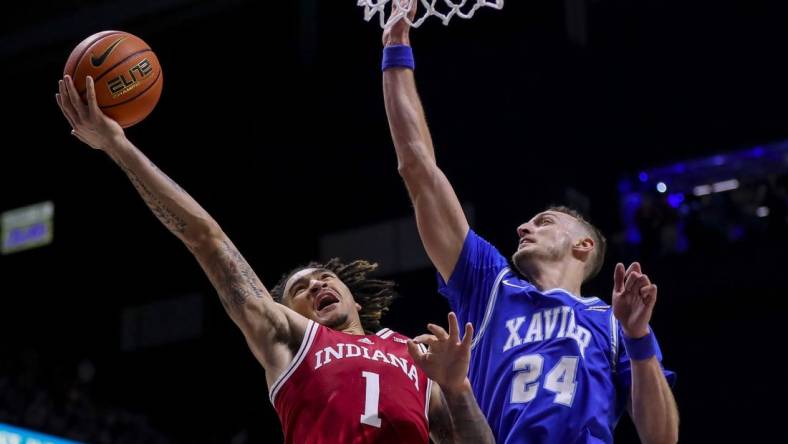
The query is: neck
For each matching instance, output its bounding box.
[522,261,584,296]
[338,317,366,335]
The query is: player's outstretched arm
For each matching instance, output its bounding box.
[613,262,679,444]
[56,75,307,373]
[409,313,495,444]
[381,4,469,282]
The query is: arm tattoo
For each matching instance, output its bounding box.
[434,388,496,444]
[207,239,266,313]
[120,164,188,234]
[148,159,187,195]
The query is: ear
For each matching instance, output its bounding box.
[572,236,595,261]
[355,302,362,311]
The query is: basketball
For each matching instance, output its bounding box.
[64,31,163,128]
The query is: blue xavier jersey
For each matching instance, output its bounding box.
[438,230,675,444]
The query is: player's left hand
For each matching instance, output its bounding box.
[612,262,656,338]
[407,312,473,393]
[382,0,417,47]
[56,75,124,151]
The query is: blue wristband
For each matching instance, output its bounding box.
[623,329,658,361]
[382,45,415,71]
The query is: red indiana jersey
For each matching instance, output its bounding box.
[270,320,432,444]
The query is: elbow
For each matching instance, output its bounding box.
[186,219,225,252]
[397,147,437,183]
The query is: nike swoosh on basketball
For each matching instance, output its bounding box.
[502,280,527,289]
[90,37,126,67]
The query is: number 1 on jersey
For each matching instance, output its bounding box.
[361,371,382,427]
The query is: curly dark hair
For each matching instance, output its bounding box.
[271,258,397,333]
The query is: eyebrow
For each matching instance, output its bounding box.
[288,268,332,296]
[534,212,557,222]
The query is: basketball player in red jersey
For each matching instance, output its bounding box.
[55,75,494,444]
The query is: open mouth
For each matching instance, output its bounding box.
[315,291,340,313]
[519,237,535,248]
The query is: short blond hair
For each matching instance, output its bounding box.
[548,205,607,282]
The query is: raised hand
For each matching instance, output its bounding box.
[612,262,657,338]
[56,75,124,151]
[407,312,473,392]
[382,0,417,46]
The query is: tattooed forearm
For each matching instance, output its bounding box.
[148,159,187,195]
[206,239,267,313]
[106,143,274,328]
[440,386,495,444]
[120,164,188,234]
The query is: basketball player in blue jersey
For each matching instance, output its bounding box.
[378,4,679,444]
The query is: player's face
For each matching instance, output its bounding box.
[512,211,580,271]
[282,268,360,329]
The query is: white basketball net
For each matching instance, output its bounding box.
[358,0,504,28]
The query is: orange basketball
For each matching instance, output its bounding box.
[64,31,163,128]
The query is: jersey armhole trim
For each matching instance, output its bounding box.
[424,378,434,420]
[470,266,510,350]
[269,320,319,404]
[610,311,619,372]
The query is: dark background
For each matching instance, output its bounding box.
[2,0,788,442]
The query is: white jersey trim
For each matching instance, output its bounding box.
[424,378,433,420]
[544,287,601,304]
[470,267,510,350]
[610,311,619,372]
[269,320,319,404]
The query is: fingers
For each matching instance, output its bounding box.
[641,284,658,304]
[635,274,650,291]
[405,0,417,19]
[393,0,414,14]
[64,75,88,122]
[390,0,416,27]
[55,92,77,130]
[58,80,80,128]
[427,323,449,341]
[636,274,652,298]
[447,312,460,343]
[85,76,102,118]
[623,271,638,293]
[623,262,640,293]
[624,262,638,277]
[623,264,650,288]
[406,339,425,363]
[460,322,474,350]
[613,263,625,293]
[412,334,438,347]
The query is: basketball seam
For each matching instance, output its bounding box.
[99,68,162,110]
[119,113,148,128]
[76,48,153,95]
[69,31,125,78]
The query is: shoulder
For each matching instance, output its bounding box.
[543,288,605,307]
[375,328,411,346]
